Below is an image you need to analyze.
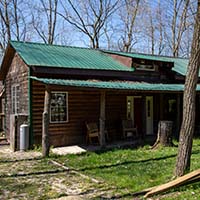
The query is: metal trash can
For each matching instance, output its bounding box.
[20,124,29,151]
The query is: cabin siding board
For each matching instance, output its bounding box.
[31,80,128,147]
[5,53,29,139]
[32,81,101,146]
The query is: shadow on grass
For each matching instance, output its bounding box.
[76,153,177,172]
[75,149,200,172]
[0,157,43,163]
[0,168,68,178]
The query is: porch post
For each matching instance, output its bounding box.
[159,93,164,120]
[42,86,50,157]
[99,90,106,147]
[142,95,146,138]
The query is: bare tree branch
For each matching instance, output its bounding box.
[60,0,120,48]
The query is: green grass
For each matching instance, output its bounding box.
[53,139,200,199]
[1,139,200,199]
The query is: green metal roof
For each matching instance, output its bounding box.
[103,50,191,76]
[10,41,133,72]
[30,76,200,91]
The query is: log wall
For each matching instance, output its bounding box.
[5,53,29,139]
[32,80,127,147]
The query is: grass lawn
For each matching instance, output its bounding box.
[1,139,200,199]
[53,139,200,199]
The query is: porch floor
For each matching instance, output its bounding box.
[52,139,141,155]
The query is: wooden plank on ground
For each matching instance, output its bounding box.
[132,185,158,196]
[144,169,200,198]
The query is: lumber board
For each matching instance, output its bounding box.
[132,185,158,196]
[133,175,200,197]
[144,169,200,198]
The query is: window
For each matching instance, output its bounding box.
[11,85,20,114]
[147,100,151,117]
[136,64,155,71]
[168,99,176,113]
[126,96,133,119]
[133,59,156,71]
[50,92,68,123]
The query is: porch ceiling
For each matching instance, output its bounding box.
[30,76,200,92]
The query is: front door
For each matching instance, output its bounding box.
[134,97,142,134]
[146,96,153,135]
[126,96,142,134]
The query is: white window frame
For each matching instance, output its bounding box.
[11,84,20,114]
[127,96,133,120]
[50,91,68,123]
[135,64,156,71]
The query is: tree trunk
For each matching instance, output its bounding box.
[175,0,200,177]
[42,87,50,157]
[152,121,173,149]
[42,112,49,157]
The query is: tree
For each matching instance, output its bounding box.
[59,0,119,49]
[0,0,27,50]
[117,0,141,52]
[144,0,166,55]
[175,0,200,177]
[156,0,165,55]
[0,0,12,50]
[162,0,191,57]
[31,0,58,44]
[172,0,190,57]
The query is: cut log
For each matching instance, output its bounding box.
[152,120,174,149]
[144,169,200,198]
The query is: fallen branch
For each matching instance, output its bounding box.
[144,169,200,198]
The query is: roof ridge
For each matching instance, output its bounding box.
[10,40,99,51]
[102,49,189,60]
[10,41,188,60]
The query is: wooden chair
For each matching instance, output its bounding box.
[86,122,100,144]
[122,119,138,138]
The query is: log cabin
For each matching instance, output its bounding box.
[0,41,200,150]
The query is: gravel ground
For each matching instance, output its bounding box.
[0,145,42,160]
[0,145,119,200]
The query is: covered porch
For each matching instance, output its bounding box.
[51,139,142,155]
[29,77,198,148]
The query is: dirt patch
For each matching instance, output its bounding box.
[0,171,117,199]
[0,145,119,199]
[0,145,42,160]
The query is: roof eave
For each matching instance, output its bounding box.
[0,42,16,80]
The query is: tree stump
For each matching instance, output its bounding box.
[152,120,174,149]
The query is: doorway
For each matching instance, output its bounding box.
[126,96,142,134]
[146,96,153,135]
[133,97,142,134]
